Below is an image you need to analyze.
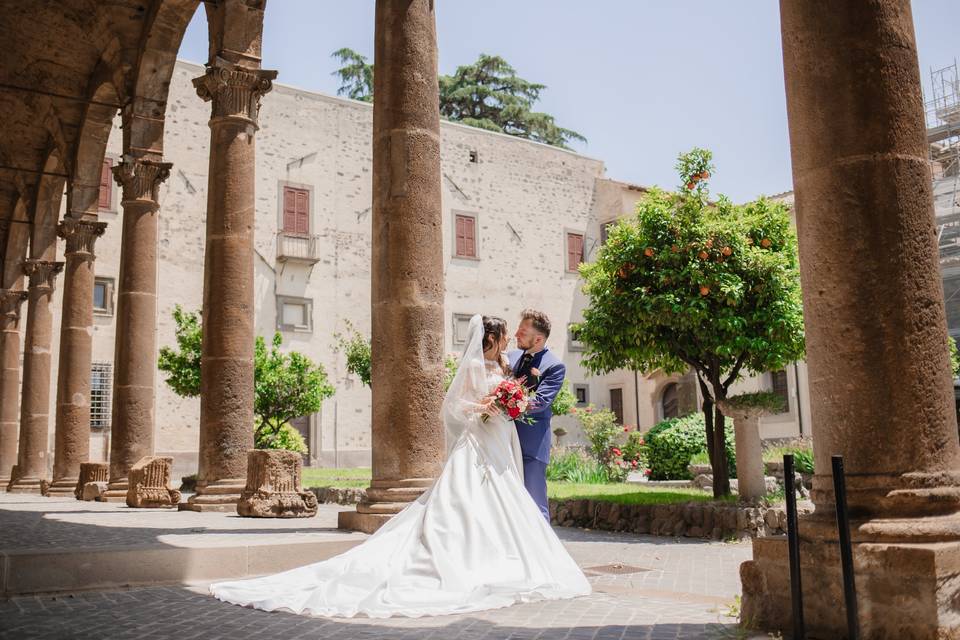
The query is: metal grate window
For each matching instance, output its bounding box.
[90,362,112,429]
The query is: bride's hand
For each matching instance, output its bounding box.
[480,395,501,418]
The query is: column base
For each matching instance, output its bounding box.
[741,534,960,639]
[178,477,244,512]
[97,478,128,503]
[45,478,79,497]
[338,510,393,534]
[7,477,49,495]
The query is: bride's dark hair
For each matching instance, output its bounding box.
[482,316,511,375]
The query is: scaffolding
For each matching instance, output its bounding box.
[926,60,960,336]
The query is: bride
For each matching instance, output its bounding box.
[209,314,591,618]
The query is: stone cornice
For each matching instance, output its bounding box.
[57,219,107,258]
[0,289,28,322]
[112,159,172,206]
[22,259,64,293]
[192,61,277,127]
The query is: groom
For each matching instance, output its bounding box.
[508,309,565,523]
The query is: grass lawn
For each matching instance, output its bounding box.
[547,482,733,505]
[301,468,730,505]
[302,467,371,488]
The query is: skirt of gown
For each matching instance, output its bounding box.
[208,413,591,618]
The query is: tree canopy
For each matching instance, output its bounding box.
[574,148,805,495]
[158,306,335,449]
[331,50,585,149]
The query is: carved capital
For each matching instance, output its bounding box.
[112,159,172,206]
[58,219,107,259]
[22,259,64,293]
[192,62,277,127]
[0,289,28,323]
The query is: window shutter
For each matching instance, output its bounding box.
[463,216,476,257]
[567,233,584,270]
[282,187,297,233]
[295,189,309,234]
[99,158,112,210]
[455,214,471,257]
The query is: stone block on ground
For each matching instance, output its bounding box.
[237,449,318,518]
[75,462,108,500]
[82,481,108,501]
[126,456,181,508]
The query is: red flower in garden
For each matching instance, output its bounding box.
[644,468,652,476]
[631,460,638,468]
[611,447,622,457]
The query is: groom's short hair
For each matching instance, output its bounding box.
[521,309,551,339]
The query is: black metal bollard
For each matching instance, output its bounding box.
[784,454,805,640]
[832,455,859,640]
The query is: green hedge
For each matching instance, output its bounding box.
[644,413,736,480]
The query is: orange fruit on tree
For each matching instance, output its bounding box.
[721,246,732,256]
[644,247,654,257]
[671,244,679,253]
[705,239,713,248]
[698,250,708,260]
[699,286,710,296]
[761,238,772,248]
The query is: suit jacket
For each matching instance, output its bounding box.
[508,348,566,463]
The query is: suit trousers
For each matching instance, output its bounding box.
[522,457,549,523]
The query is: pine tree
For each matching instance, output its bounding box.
[331,47,374,102]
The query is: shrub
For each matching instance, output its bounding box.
[764,443,815,474]
[255,422,308,454]
[546,448,608,484]
[551,380,577,416]
[333,322,371,386]
[645,413,736,480]
[576,405,620,463]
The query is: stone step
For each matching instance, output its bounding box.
[0,534,363,597]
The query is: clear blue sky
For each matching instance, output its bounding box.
[179,1,960,203]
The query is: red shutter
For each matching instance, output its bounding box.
[99,158,112,210]
[296,190,309,234]
[463,216,476,257]
[282,187,297,233]
[455,214,476,257]
[567,233,584,270]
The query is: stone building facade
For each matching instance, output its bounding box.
[30,59,805,479]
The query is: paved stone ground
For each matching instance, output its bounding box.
[0,493,771,639]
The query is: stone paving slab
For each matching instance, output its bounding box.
[0,492,770,639]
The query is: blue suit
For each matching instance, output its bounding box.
[508,348,565,522]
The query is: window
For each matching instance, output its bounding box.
[660,382,679,420]
[600,221,617,245]
[568,324,585,352]
[452,313,474,346]
[574,384,589,407]
[566,232,584,272]
[770,369,790,413]
[609,388,624,425]
[90,362,112,429]
[454,213,477,259]
[468,150,479,163]
[277,296,313,332]
[93,277,114,316]
[282,186,310,235]
[98,158,113,211]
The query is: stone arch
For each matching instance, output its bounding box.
[2,199,30,290]
[31,150,68,261]
[125,0,202,160]
[66,67,123,219]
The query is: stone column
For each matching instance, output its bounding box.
[717,400,769,504]
[100,159,171,502]
[0,289,28,486]
[180,62,276,512]
[742,2,960,637]
[339,0,445,534]
[48,219,107,496]
[8,260,63,493]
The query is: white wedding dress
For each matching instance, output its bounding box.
[209,315,591,618]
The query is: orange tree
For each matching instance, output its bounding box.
[574,148,805,496]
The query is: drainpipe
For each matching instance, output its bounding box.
[633,369,641,427]
[793,362,804,437]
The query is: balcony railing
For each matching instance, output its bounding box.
[277,232,321,264]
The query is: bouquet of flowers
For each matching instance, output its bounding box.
[482,377,537,424]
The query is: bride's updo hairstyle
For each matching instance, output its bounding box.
[481,316,511,374]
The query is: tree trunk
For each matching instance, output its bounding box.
[711,405,730,497]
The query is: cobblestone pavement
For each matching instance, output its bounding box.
[0,493,768,639]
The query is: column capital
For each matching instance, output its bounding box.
[192,61,277,128]
[112,159,172,207]
[57,218,107,260]
[22,259,64,293]
[0,289,28,323]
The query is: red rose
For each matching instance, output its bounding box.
[644,469,652,476]
[632,460,638,467]
[508,407,521,419]
[611,447,622,456]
